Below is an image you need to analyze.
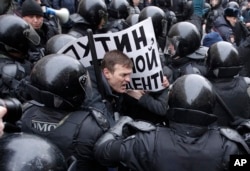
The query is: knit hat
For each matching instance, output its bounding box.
[202,32,223,47]
[22,0,43,17]
[224,7,239,18]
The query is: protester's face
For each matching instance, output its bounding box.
[23,15,43,30]
[35,0,42,4]
[133,0,140,6]
[227,16,237,27]
[210,0,219,7]
[103,64,132,93]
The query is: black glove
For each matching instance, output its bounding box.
[109,116,133,137]
[230,116,250,135]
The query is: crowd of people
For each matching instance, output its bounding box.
[1,0,250,170]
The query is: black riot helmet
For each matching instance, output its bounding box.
[226,1,239,9]
[167,21,201,57]
[125,14,139,26]
[0,133,67,171]
[206,41,242,78]
[108,0,129,19]
[169,74,216,114]
[77,0,108,29]
[45,34,77,55]
[138,6,167,38]
[0,14,40,56]
[0,0,11,15]
[182,0,194,20]
[29,54,90,110]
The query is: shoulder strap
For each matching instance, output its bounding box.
[60,110,91,142]
[213,88,235,121]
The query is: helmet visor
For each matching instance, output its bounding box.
[23,25,40,46]
[79,71,92,99]
[166,36,180,57]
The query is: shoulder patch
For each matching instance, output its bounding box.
[91,108,110,131]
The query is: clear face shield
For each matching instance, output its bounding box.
[98,10,108,29]
[165,36,180,58]
[161,18,168,38]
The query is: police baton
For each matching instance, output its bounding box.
[214,91,235,122]
[87,29,106,102]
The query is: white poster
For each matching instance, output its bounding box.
[58,18,164,92]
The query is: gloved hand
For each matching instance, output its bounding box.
[230,116,250,135]
[95,116,133,147]
[108,116,133,137]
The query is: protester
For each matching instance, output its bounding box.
[212,3,249,46]
[94,74,250,171]
[202,31,223,47]
[83,50,133,125]
[121,75,170,124]
[22,0,60,63]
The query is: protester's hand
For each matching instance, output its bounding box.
[162,76,170,88]
[126,90,145,100]
[0,106,7,137]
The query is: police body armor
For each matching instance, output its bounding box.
[154,126,247,170]
[0,54,31,99]
[170,59,207,81]
[21,103,109,158]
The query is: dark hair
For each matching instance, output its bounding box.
[101,50,133,73]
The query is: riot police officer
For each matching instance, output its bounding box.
[166,21,208,83]
[94,74,250,171]
[20,54,110,171]
[205,41,250,127]
[0,14,40,102]
[104,0,130,33]
[68,0,108,37]
[138,6,168,53]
